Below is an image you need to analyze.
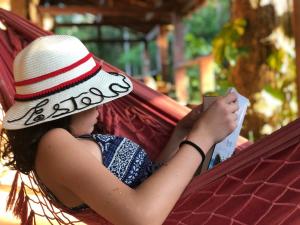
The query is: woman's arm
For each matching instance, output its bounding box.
[38,93,238,225]
[155,104,203,164]
[38,128,211,225]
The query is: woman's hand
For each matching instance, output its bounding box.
[176,104,203,136]
[155,104,203,164]
[187,92,239,152]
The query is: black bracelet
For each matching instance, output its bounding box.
[179,140,206,167]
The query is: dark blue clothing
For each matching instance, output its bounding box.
[91,134,159,188]
[36,134,160,211]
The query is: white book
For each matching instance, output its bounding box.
[201,88,250,172]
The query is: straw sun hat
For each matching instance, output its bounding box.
[3,35,133,130]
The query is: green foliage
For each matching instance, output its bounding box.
[264,85,285,101]
[117,40,158,76]
[55,22,135,71]
[182,0,231,102]
[212,18,248,67]
[187,66,201,103]
[185,34,211,58]
[264,46,297,126]
[54,0,231,80]
[212,64,232,95]
[118,43,143,75]
[185,1,297,137]
[212,18,248,94]
[212,11,297,135]
[118,44,142,66]
[267,48,286,72]
[55,26,98,40]
[184,0,231,59]
[148,41,160,74]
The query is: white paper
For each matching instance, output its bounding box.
[201,88,250,170]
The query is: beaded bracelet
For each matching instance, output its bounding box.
[179,140,206,168]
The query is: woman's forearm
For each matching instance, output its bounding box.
[154,126,188,164]
[135,133,213,225]
[155,105,204,164]
[136,122,214,224]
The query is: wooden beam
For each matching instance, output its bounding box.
[106,0,171,13]
[40,0,90,6]
[293,0,300,116]
[80,38,145,44]
[181,0,206,16]
[55,23,153,34]
[100,16,170,25]
[38,5,172,19]
[54,20,169,28]
[119,0,152,8]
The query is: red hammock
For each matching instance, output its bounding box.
[1,8,300,225]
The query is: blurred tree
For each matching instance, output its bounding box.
[183,0,231,103]
[213,0,297,140]
[184,0,231,59]
[118,43,143,75]
[213,18,248,94]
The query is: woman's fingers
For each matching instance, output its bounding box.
[228,102,239,113]
[231,112,238,121]
[222,92,239,113]
[224,92,238,104]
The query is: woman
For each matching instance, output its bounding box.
[1,35,238,225]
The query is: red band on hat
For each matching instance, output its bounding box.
[15,53,93,86]
[15,63,101,100]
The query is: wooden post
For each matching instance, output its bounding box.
[173,14,188,104]
[123,28,132,75]
[198,55,215,96]
[29,0,43,27]
[175,67,189,104]
[293,0,300,116]
[142,41,151,76]
[11,0,27,18]
[156,26,169,82]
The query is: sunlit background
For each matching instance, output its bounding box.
[0,0,299,224]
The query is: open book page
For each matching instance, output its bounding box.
[200,88,250,173]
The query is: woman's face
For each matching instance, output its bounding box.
[69,107,99,136]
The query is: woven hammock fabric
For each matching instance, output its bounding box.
[1,8,299,225]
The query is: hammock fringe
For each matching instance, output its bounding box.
[24,210,36,225]
[12,181,29,224]
[6,171,19,211]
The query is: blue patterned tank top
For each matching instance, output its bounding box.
[36,133,160,211]
[90,133,159,187]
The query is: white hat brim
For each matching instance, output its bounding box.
[3,69,133,130]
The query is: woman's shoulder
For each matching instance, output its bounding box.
[37,128,77,160]
[41,127,72,139]
[35,128,88,181]
[39,127,73,143]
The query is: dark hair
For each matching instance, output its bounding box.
[0,116,71,174]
